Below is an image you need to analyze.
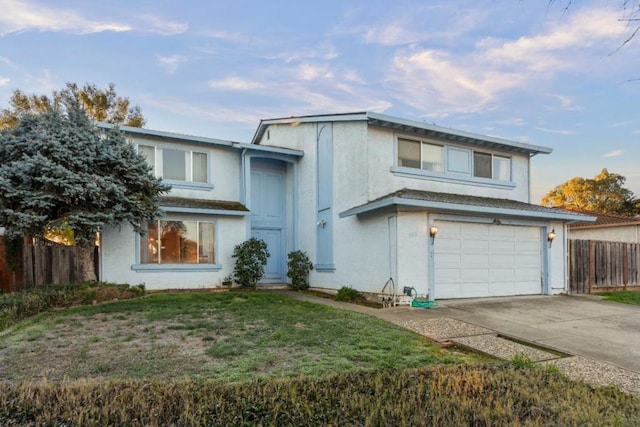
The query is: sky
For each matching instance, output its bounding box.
[0,0,639,202]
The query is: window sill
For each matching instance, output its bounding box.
[132,264,222,272]
[315,264,336,272]
[163,180,214,190]
[391,166,516,189]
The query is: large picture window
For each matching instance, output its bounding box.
[141,220,215,264]
[138,145,208,183]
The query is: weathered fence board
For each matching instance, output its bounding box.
[569,239,640,293]
[22,244,97,288]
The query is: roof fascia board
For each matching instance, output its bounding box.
[160,206,250,216]
[233,142,303,157]
[340,197,597,221]
[366,112,553,155]
[97,122,235,148]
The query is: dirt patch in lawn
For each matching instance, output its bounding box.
[0,313,224,381]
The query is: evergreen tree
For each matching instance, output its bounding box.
[0,106,169,281]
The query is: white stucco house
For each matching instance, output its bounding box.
[100,112,594,299]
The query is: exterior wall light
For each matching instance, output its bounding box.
[547,228,556,247]
[429,224,439,241]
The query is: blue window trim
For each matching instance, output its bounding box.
[132,264,222,272]
[391,166,516,189]
[315,264,336,272]
[164,180,214,190]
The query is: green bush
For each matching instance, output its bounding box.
[0,282,144,331]
[335,286,365,302]
[232,237,269,289]
[286,250,313,291]
[0,366,638,426]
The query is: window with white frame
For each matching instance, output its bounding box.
[397,137,511,182]
[398,138,444,172]
[141,220,215,264]
[473,152,511,180]
[138,145,208,183]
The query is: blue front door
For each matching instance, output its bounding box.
[250,159,286,282]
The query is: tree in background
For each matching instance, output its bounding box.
[0,82,145,130]
[0,105,169,281]
[541,168,639,216]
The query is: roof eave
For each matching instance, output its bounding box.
[339,197,598,222]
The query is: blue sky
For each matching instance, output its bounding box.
[1,0,639,202]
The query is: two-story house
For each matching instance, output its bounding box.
[100,112,593,299]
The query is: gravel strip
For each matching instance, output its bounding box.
[401,318,493,341]
[541,356,640,396]
[452,335,561,362]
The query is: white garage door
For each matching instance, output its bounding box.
[434,221,542,299]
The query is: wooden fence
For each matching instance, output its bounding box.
[569,239,640,294]
[22,244,99,288]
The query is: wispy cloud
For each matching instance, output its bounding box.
[138,15,187,35]
[0,0,131,35]
[386,7,628,115]
[535,127,575,135]
[156,54,187,74]
[209,77,265,91]
[604,149,624,158]
[0,76,10,86]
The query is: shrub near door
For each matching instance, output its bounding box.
[232,238,269,289]
[287,251,313,291]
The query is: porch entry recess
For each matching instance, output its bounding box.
[250,159,286,282]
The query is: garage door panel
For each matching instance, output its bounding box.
[437,253,462,267]
[516,227,540,239]
[462,268,489,281]
[463,254,489,266]
[462,223,489,238]
[463,240,489,251]
[435,221,542,299]
[435,269,461,283]
[516,255,540,268]
[490,268,515,281]
[518,241,540,252]
[489,254,515,267]
[438,238,462,251]
[492,227,516,239]
[490,240,515,252]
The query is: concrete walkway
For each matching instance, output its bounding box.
[276,291,640,395]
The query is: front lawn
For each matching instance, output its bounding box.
[596,290,640,305]
[1,291,639,425]
[0,292,469,382]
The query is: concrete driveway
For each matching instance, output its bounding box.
[422,295,640,373]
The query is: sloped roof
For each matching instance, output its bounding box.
[568,210,640,229]
[251,111,552,155]
[160,197,249,214]
[340,188,596,222]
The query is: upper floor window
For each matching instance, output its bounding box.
[473,152,511,180]
[138,145,208,183]
[398,138,444,172]
[396,137,511,182]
